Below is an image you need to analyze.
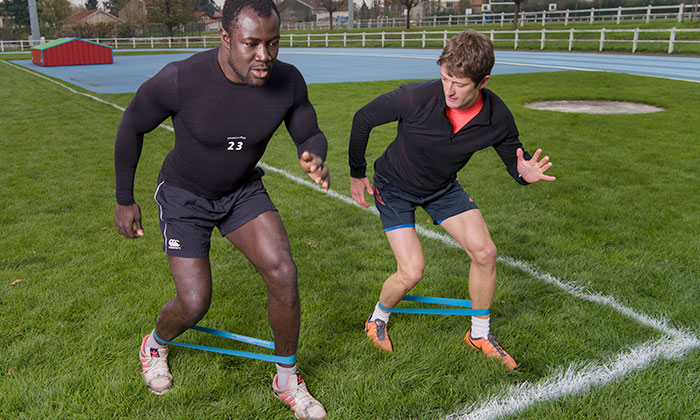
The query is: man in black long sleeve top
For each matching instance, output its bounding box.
[349,29,556,370]
[114,0,327,417]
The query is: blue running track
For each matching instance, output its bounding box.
[10,47,700,94]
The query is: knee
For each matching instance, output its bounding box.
[263,257,299,304]
[177,292,211,326]
[471,242,497,267]
[262,256,297,286]
[397,263,424,290]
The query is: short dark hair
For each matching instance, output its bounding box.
[221,0,279,33]
[437,29,494,84]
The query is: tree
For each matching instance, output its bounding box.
[512,0,523,29]
[396,0,419,28]
[422,0,441,16]
[118,0,147,25]
[146,0,198,36]
[39,0,72,36]
[2,0,31,27]
[104,0,132,16]
[316,0,343,30]
[73,21,118,36]
[85,0,98,10]
[197,0,219,16]
[359,0,369,19]
[369,0,382,18]
[457,0,469,14]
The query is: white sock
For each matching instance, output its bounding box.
[146,329,167,349]
[470,317,490,339]
[370,302,390,324]
[276,363,297,389]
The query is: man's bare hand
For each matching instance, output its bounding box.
[517,148,556,183]
[299,151,330,193]
[114,203,144,238]
[350,176,373,208]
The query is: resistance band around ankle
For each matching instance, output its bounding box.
[153,325,296,364]
[378,295,490,316]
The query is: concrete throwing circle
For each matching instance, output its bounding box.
[524,100,664,114]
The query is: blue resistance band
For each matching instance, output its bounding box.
[378,295,490,316]
[152,325,296,364]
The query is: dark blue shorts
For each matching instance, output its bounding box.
[373,172,479,231]
[153,174,277,258]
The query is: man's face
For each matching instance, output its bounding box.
[440,65,489,110]
[220,7,280,87]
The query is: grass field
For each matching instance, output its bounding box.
[1,56,700,420]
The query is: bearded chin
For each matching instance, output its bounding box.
[230,61,269,88]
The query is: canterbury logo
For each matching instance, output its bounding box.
[374,187,385,206]
[168,239,181,249]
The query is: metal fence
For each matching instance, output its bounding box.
[0,34,221,52]
[282,28,700,54]
[282,3,699,30]
[2,27,697,54]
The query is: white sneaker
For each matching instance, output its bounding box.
[139,334,173,395]
[273,373,326,419]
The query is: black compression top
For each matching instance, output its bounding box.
[349,80,530,197]
[115,48,327,205]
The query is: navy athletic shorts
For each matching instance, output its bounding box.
[372,172,479,232]
[153,173,277,258]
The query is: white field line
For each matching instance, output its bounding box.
[8,58,699,419]
[260,163,700,420]
[447,332,700,420]
[259,163,689,336]
[3,60,127,112]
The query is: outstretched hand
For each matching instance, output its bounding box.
[350,176,373,208]
[299,151,330,193]
[115,203,144,238]
[517,148,556,183]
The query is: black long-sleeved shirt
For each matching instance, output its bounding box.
[115,48,327,205]
[349,80,529,197]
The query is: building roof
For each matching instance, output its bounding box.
[30,37,112,51]
[60,10,122,25]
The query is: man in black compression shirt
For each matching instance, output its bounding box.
[349,29,555,370]
[114,0,328,417]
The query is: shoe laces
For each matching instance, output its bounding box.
[145,349,170,377]
[373,320,387,341]
[485,335,507,358]
[286,375,317,407]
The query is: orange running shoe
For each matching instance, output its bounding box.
[364,317,393,352]
[464,328,517,370]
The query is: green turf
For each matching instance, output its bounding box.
[1,59,699,419]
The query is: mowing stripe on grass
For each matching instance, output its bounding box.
[7,58,698,419]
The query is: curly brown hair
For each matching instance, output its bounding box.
[437,29,494,84]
